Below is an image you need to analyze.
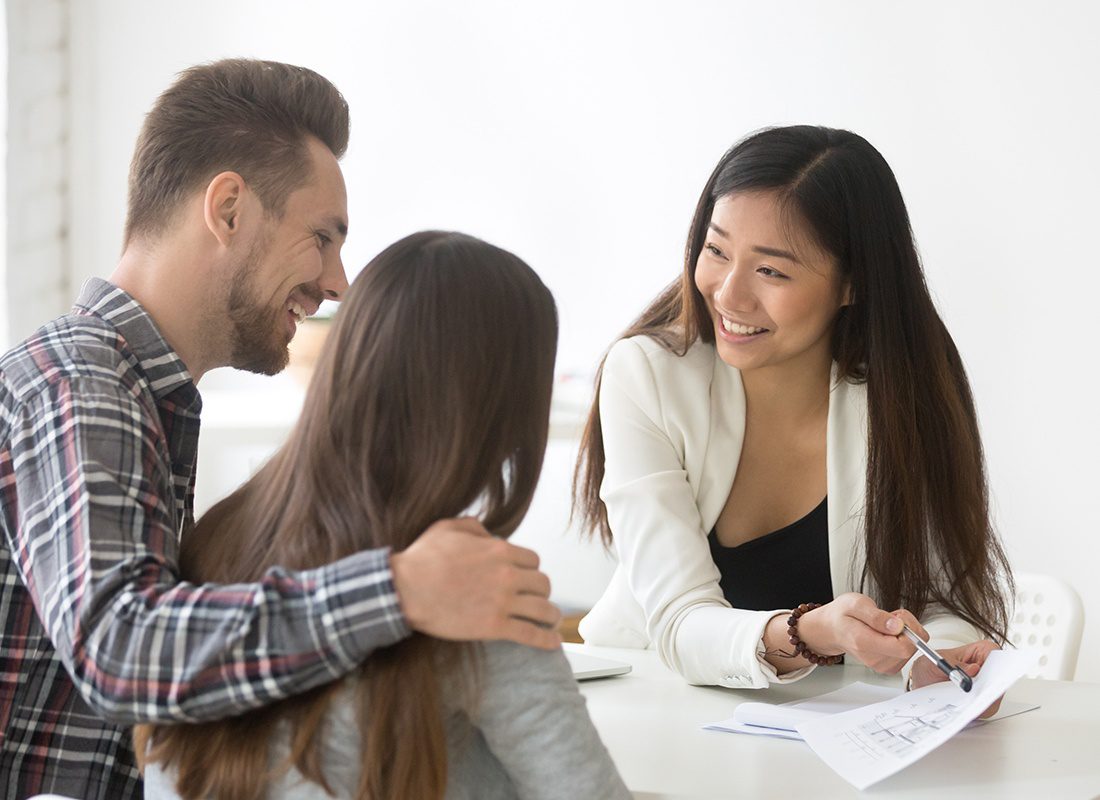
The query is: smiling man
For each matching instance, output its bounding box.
[0,59,560,799]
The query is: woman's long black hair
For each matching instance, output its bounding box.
[574,126,1012,643]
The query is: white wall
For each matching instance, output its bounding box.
[59,1,1100,679]
[0,2,7,350]
[3,0,70,346]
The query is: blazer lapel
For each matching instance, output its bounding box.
[696,349,746,533]
[826,371,869,597]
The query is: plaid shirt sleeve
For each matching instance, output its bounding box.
[3,375,410,724]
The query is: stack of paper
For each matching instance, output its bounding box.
[706,649,1039,789]
[705,682,900,740]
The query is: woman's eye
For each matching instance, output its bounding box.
[758,266,787,279]
[704,243,724,258]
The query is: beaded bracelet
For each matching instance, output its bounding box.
[787,603,843,666]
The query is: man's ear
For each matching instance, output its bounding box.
[203,171,247,247]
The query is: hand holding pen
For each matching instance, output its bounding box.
[901,625,973,691]
[904,635,1006,718]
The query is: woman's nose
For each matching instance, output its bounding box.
[716,265,755,313]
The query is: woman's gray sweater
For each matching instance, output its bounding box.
[144,641,630,799]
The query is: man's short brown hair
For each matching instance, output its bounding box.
[125,59,350,243]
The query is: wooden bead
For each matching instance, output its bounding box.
[784,601,840,667]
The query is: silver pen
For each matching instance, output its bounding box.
[902,625,973,692]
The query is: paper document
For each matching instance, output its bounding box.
[704,682,899,740]
[795,649,1040,789]
[705,680,1036,741]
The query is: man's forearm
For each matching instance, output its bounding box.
[56,548,409,724]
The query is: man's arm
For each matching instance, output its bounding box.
[3,379,409,724]
[4,380,556,726]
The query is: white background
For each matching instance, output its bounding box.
[34,1,1100,678]
[0,5,7,344]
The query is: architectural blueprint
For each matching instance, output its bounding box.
[795,649,1039,789]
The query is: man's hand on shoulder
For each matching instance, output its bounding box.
[389,517,562,650]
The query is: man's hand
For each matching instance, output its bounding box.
[909,639,1003,718]
[389,517,562,650]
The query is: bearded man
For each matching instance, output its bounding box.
[0,59,559,799]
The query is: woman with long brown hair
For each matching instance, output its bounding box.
[136,231,629,799]
[574,126,1013,699]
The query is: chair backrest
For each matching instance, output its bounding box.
[1007,572,1084,680]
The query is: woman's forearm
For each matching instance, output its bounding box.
[761,612,814,674]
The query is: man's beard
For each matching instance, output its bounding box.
[226,237,292,376]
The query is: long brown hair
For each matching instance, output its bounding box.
[574,126,1012,643]
[135,231,558,799]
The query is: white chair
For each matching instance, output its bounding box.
[1008,572,1084,680]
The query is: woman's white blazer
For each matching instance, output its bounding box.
[578,335,980,688]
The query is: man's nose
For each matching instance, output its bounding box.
[320,252,349,301]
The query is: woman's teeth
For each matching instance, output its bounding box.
[289,301,307,324]
[721,318,766,336]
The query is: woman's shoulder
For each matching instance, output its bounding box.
[606,333,716,382]
[600,334,728,429]
[479,641,574,685]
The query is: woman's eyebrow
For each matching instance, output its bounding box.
[752,245,801,264]
[708,222,803,264]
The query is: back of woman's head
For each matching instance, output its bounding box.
[192,230,559,582]
[138,231,558,800]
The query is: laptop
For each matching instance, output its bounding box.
[565,648,632,681]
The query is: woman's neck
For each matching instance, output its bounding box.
[740,352,833,427]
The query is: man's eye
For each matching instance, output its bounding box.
[315,232,331,247]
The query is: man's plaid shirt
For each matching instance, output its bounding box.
[0,279,409,799]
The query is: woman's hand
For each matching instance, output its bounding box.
[797,593,926,674]
[909,639,1003,718]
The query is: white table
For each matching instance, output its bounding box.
[569,643,1100,799]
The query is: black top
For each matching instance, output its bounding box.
[707,497,833,611]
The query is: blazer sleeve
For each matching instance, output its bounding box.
[595,338,812,688]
